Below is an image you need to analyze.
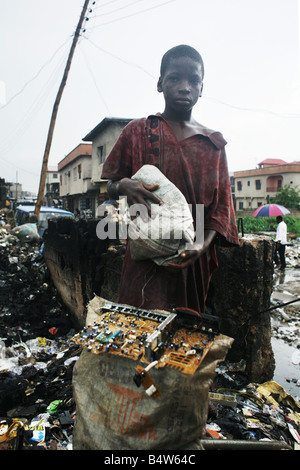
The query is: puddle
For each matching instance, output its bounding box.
[272,337,300,399]
[271,265,300,401]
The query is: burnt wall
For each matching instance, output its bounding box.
[210,235,275,382]
[43,218,125,328]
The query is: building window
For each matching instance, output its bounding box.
[247,181,250,186]
[78,164,82,179]
[73,167,77,181]
[255,180,261,190]
[239,201,244,209]
[278,179,282,190]
[237,181,242,191]
[97,145,106,164]
[53,173,58,179]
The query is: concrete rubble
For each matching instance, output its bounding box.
[0,218,300,450]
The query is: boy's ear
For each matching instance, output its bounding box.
[199,82,203,97]
[157,77,163,93]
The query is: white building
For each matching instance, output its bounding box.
[234,158,300,211]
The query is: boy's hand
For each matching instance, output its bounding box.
[118,178,162,218]
[167,230,217,270]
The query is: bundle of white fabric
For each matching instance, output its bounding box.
[126,165,195,266]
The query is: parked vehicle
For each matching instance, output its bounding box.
[15,205,75,236]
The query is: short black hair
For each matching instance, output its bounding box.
[277,215,283,222]
[160,44,204,79]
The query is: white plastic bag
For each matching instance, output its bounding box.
[127,165,195,266]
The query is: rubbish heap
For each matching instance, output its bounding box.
[205,361,300,449]
[284,237,300,269]
[0,219,300,450]
[0,224,79,450]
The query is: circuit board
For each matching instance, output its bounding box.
[72,312,159,361]
[71,303,216,375]
[157,329,215,375]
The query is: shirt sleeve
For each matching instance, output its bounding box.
[203,148,239,246]
[101,124,133,181]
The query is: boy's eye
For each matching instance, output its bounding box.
[190,77,201,85]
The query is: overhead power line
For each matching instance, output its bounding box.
[0,37,71,111]
[0,49,69,156]
[93,0,146,17]
[204,96,300,119]
[85,36,156,78]
[91,0,176,28]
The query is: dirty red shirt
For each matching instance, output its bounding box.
[101,114,239,312]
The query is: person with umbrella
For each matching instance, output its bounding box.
[252,203,289,270]
[275,216,287,270]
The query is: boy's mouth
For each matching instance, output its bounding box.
[175,98,191,104]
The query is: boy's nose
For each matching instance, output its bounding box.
[179,80,191,93]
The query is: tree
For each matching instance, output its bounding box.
[272,184,300,208]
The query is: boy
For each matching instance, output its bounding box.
[101,44,239,312]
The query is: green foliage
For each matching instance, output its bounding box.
[272,185,300,208]
[238,216,300,235]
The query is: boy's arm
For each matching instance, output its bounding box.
[107,178,162,218]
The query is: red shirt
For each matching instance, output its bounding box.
[102,114,239,312]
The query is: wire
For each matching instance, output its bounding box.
[93,0,146,17]
[0,37,71,111]
[174,306,203,332]
[84,36,156,79]
[91,0,176,29]
[203,96,300,119]
[92,0,126,10]
[0,44,70,174]
[0,48,69,155]
[79,42,112,115]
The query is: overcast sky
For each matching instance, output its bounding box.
[0,0,300,193]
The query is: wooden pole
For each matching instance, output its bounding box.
[35,0,90,217]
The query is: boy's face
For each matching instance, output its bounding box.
[157,56,203,114]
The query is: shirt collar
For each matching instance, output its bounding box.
[148,113,227,149]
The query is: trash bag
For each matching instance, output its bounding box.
[72,298,233,450]
[11,224,40,243]
[126,165,195,266]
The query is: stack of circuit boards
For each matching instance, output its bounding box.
[71,302,219,376]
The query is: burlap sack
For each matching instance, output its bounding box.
[72,333,233,450]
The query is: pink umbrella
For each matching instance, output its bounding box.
[252,204,290,217]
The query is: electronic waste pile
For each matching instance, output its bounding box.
[71,301,219,398]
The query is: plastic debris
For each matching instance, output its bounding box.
[0,213,299,450]
[0,235,78,450]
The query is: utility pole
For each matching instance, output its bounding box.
[35,0,90,217]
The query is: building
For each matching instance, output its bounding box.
[45,166,60,207]
[82,117,132,201]
[233,158,300,211]
[58,143,96,216]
